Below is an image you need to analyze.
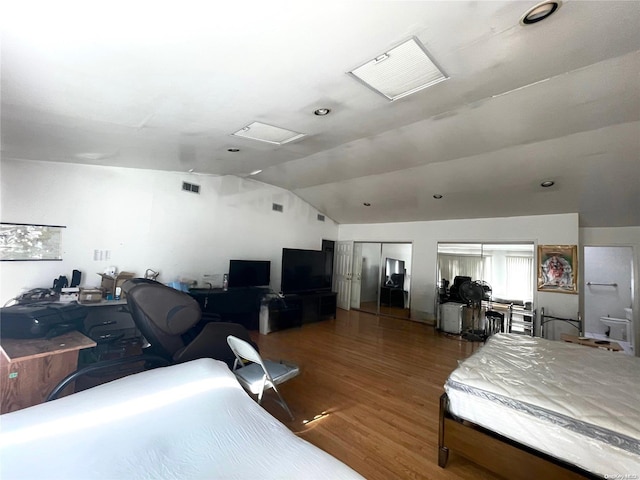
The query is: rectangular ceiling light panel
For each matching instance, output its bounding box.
[232,121,305,145]
[348,37,448,101]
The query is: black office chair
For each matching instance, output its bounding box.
[121,278,258,366]
[47,279,257,401]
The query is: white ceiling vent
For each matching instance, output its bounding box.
[348,37,447,101]
[182,181,200,194]
[317,214,325,222]
[232,122,305,145]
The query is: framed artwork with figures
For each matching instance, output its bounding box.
[537,245,578,294]
[0,222,65,261]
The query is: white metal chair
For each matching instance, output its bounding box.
[226,335,300,419]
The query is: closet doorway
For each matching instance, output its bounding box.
[350,242,412,319]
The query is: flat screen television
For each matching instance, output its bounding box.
[281,248,331,295]
[228,260,271,288]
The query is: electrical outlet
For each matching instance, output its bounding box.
[202,274,222,288]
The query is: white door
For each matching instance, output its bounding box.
[350,243,363,309]
[334,241,353,310]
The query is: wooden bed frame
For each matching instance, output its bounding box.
[438,393,601,480]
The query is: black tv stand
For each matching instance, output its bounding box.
[282,291,337,325]
[188,287,269,330]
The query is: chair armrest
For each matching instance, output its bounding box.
[46,354,170,402]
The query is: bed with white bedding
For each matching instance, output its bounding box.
[0,358,364,480]
[439,333,640,479]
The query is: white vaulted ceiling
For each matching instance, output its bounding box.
[2,1,639,226]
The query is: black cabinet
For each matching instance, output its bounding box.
[265,296,303,332]
[188,287,270,330]
[380,287,407,308]
[295,291,337,324]
[267,291,337,333]
[188,288,336,333]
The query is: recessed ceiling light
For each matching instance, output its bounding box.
[249,170,262,176]
[363,202,371,207]
[314,108,331,116]
[521,1,561,25]
[74,151,119,161]
[541,180,555,187]
[227,148,240,153]
[433,194,443,199]
[348,37,448,101]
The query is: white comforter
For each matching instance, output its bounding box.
[0,358,364,480]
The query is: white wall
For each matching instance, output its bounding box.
[0,159,338,304]
[339,213,580,339]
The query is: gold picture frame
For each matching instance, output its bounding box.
[537,245,578,294]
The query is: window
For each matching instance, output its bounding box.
[506,255,534,301]
[438,254,486,284]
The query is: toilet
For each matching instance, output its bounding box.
[600,309,633,346]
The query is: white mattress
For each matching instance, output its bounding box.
[444,333,640,477]
[0,358,364,480]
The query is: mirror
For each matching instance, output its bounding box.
[351,242,412,319]
[436,242,535,336]
[436,243,534,305]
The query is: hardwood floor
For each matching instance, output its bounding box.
[252,308,500,480]
[358,301,411,319]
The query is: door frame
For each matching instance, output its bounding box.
[582,244,636,354]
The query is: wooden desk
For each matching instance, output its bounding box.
[560,334,622,351]
[1,331,96,413]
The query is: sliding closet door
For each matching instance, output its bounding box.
[357,243,382,315]
[352,242,412,319]
[380,243,412,319]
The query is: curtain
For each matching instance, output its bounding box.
[438,254,484,284]
[506,256,534,301]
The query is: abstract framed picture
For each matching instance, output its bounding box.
[0,222,65,261]
[537,244,578,294]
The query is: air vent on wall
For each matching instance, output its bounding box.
[317,214,325,222]
[272,203,284,212]
[182,181,200,194]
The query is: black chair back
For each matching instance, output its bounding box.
[123,279,201,361]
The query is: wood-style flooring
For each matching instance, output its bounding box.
[252,308,500,480]
[357,302,411,319]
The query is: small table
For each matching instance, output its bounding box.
[1,331,96,413]
[560,334,622,351]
